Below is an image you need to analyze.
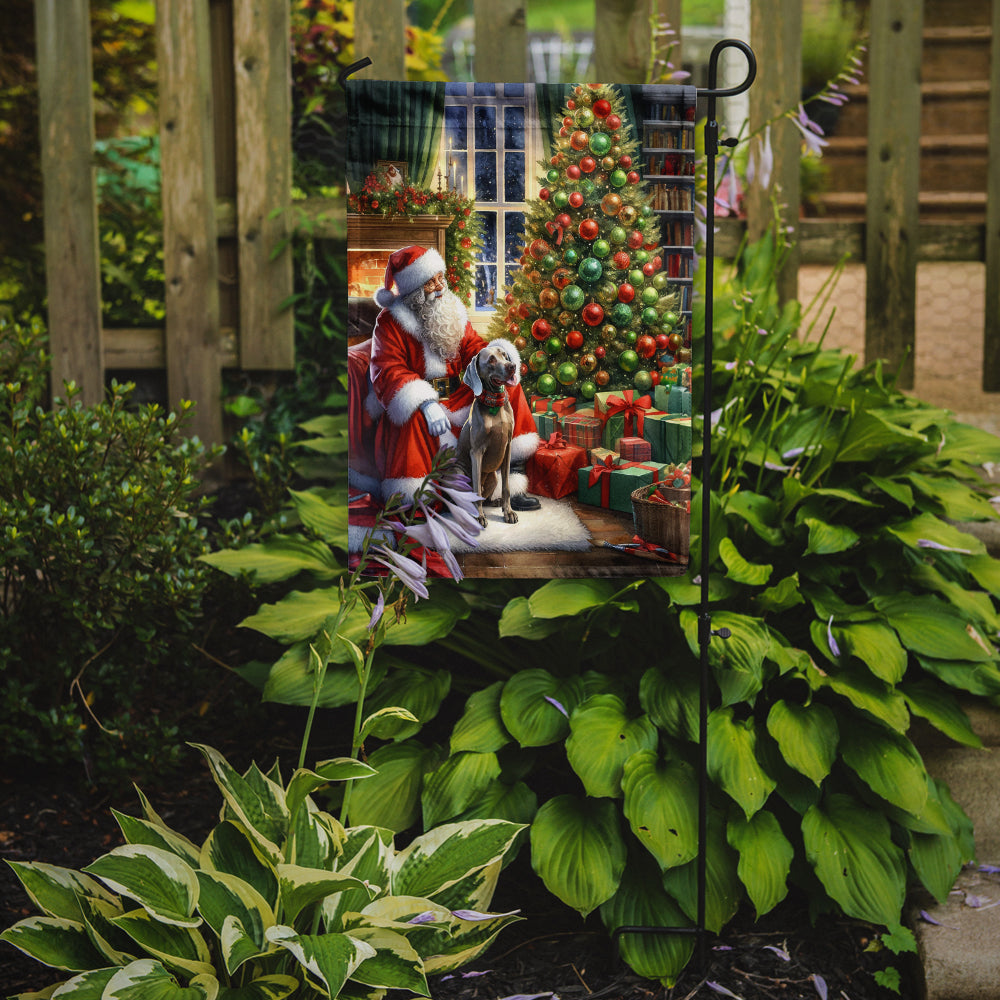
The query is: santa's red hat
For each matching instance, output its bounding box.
[373,245,446,310]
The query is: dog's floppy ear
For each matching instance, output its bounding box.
[488,337,522,386]
[463,350,484,395]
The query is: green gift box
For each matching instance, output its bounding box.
[642,411,673,463]
[654,383,691,415]
[577,456,666,513]
[532,411,563,437]
[662,416,692,465]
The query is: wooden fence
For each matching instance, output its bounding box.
[33,0,999,448]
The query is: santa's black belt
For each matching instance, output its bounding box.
[430,375,461,399]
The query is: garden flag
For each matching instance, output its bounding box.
[346,81,695,579]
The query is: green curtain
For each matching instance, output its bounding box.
[347,81,446,191]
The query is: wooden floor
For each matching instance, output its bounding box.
[454,497,690,578]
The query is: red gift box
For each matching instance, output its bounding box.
[531,394,577,415]
[616,436,652,462]
[562,412,603,450]
[526,431,588,500]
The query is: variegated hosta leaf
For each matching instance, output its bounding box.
[421,907,522,975]
[391,820,524,901]
[4,861,118,922]
[200,822,278,910]
[190,745,287,863]
[420,751,502,829]
[112,810,202,868]
[0,916,107,972]
[214,975,299,1000]
[529,795,626,917]
[285,760,376,824]
[102,958,218,999]
[802,793,906,926]
[599,852,694,987]
[707,707,776,819]
[110,908,214,979]
[77,894,136,966]
[344,926,429,995]
[424,859,501,915]
[727,810,793,918]
[83,846,200,928]
[838,718,929,817]
[499,669,586,747]
[265,926,375,998]
[450,681,511,754]
[621,751,699,871]
[276,864,375,925]
[288,802,344,870]
[323,829,393,931]
[346,741,443,833]
[565,695,658,799]
[46,966,118,997]
[765,700,838,786]
[195,871,274,974]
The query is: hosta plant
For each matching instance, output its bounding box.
[1,744,523,999]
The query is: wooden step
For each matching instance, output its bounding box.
[813,189,987,222]
[834,80,992,137]
[922,25,993,83]
[921,0,992,28]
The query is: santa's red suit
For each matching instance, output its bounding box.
[349,245,539,504]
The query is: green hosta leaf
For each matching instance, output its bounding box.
[363,667,451,740]
[450,682,511,754]
[392,820,524,901]
[967,553,1000,597]
[680,610,770,706]
[527,578,618,618]
[103,959,218,999]
[599,852,694,987]
[260,643,385,709]
[723,490,784,545]
[811,663,910,732]
[288,488,349,544]
[39,966,117,998]
[499,670,585,747]
[497,596,564,639]
[727,811,793,918]
[565,695,658,798]
[755,573,805,614]
[112,812,201,868]
[111,909,214,978]
[83,846,200,928]
[834,409,927,463]
[347,740,442,832]
[322,829,394,931]
[621,751,699,871]
[190,746,287,862]
[839,718,929,816]
[421,751,502,828]
[530,795,626,917]
[200,536,340,584]
[195,871,273,974]
[285,759,376,822]
[639,664,699,742]
[906,472,998,521]
[661,811,741,934]
[718,537,772,586]
[765,700,838,786]
[909,826,966,905]
[423,906,522,975]
[5,862,118,923]
[200,822,278,910]
[264,926,375,997]
[886,511,985,556]
[910,562,1000,633]
[874,593,995,662]
[866,474,914,509]
[802,793,906,926]
[219,915,269,981]
[0,916,107,971]
[835,621,907,684]
[75,894,135,967]
[216,976,299,1000]
[288,805,343,871]
[901,680,982,748]
[916,655,1000,697]
[936,421,1000,465]
[277,865,374,925]
[707,708,776,819]
[803,517,859,555]
[345,926,428,994]
[360,706,421,742]
[453,779,538,827]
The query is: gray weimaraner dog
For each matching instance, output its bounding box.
[456,343,519,527]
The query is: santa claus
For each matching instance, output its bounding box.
[352,245,540,506]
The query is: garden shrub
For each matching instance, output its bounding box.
[206,230,1000,986]
[0,317,221,784]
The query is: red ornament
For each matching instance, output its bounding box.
[578,218,600,240]
[582,302,605,326]
[565,329,584,350]
[505,292,515,305]
[563,116,573,127]
[555,213,573,230]
[552,268,573,290]
[521,362,529,376]
[643,261,657,277]
[507,322,520,336]
[593,98,611,118]
[559,126,569,137]
[566,164,581,179]
[539,188,550,200]
[570,130,589,151]
[618,283,635,303]
[650,370,661,386]
[637,334,657,358]
[653,256,663,270]
[568,191,584,209]
[580,155,597,174]
[595,345,606,358]
[517,302,531,319]
[655,333,670,350]
[567,98,576,109]
[531,318,552,341]
[619,154,632,168]
[627,171,640,185]
[627,230,644,249]
[529,238,550,260]
[460,237,472,248]
[594,369,611,388]
[606,113,622,130]
[612,251,631,270]
[667,332,684,351]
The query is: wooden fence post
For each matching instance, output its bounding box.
[593,0,658,83]
[864,0,923,390]
[233,0,294,370]
[474,0,526,81]
[984,0,1000,391]
[34,0,104,405]
[157,0,223,445]
[746,0,801,306]
[354,0,407,79]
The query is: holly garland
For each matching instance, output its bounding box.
[488,83,687,400]
[349,165,484,307]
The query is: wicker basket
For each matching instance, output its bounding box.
[631,484,690,560]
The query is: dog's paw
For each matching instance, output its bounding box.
[478,513,489,528]
[503,509,519,525]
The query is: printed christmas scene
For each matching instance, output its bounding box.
[347,81,694,578]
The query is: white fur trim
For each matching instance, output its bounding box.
[439,428,458,449]
[489,471,529,499]
[374,286,396,310]
[449,404,471,427]
[365,387,384,420]
[423,349,449,378]
[385,300,422,336]
[510,430,540,463]
[380,475,427,505]
[487,337,522,386]
[348,466,382,496]
[392,247,445,299]
[386,377,438,425]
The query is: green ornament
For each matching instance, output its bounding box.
[626,330,638,344]
[576,108,595,128]
[581,179,596,197]
[610,169,628,188]
[552,190,569,209]
[641,204,652,217]
[611,302,633,327]
[580,379,596,400]
[546,168,560,183]
[589,132,612,156]
[592,239,611,258]
[609,226,627,245]
[560,284,585,310]
[597,281,618,304]
[556,361,579,386]
[641,286,659,306]
[662,310,680,328]
[641,306,659,325]
[634,249,649,264]
[529,349,548,372]
[536,372,557,395]
[578,257,603,283]
[541,254,557,271]
[545,335,563,356]
[652,273,669,290]
[629,268,644,286]
[563,247,580,265]
[619,349,640,373]
[633,369,653,392]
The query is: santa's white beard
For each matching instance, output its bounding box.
[405,287,466,360]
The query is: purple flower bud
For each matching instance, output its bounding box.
[827,616,841,658]
[544,695,569,718]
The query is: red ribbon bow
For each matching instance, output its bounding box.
[545,431,568,450]
[601,389,652,437]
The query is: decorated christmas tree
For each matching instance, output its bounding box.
[489,83,687,401]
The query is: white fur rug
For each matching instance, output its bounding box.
[348,495,591,553]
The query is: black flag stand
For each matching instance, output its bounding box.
[612,38,756,973]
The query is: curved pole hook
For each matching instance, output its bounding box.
[701,38,757,98]
[337,57,373,91]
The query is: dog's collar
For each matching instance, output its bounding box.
[477,384,507,415]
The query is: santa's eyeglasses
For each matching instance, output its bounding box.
[422,272,447,293]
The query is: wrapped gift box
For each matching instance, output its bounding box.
[661,416,693,465]
[658,366,682,387]
[530,394,576,415]
[562,412,603,450]
[577,455,667,513]
[594,389,654,435]
[616,436,652,462]
[653,383,691,415]
[532,410,564,438]
[526,432,588,499]
[589,446,619,466]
